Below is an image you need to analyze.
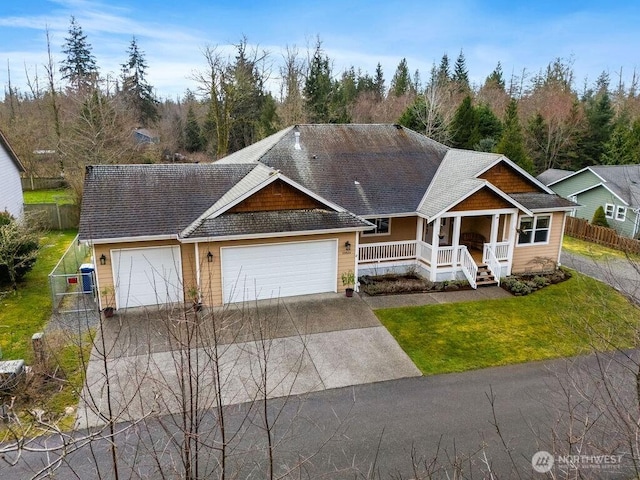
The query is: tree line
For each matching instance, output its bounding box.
[2,17,640,194]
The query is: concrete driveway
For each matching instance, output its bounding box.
[77,293,421,428]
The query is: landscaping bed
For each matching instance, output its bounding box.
[359,272,470,296]
[501,268,571,296]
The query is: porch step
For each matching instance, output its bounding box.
[476,264,498,287]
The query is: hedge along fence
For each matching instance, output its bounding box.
[21,177,67,191]
[24,204,79,230]
[564,216,640,255]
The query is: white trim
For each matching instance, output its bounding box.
[361,211,417,218]
[195,242,201,296]
[615,205,627,222]
[89,234,177,245]
[354,232,360,292]
[633,209,640,237]
[605,203,615,219]
[530,206,578,213]
[93,245,103,310]
[546,166,607,187]
[428,182,533,221]
[180,226,369,243]
[439,208,519,218]
[569,183,629,206]
[361,217,391,237]
[558,212,568,266]
[475,155,555,194]
[515,214,553,247]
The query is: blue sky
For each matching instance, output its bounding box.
[1,0,639,100]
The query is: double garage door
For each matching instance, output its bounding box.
[221,240,338,304]
[110,240,339,308]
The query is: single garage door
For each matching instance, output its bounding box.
[221,240,337,303]
[112,246,183,309]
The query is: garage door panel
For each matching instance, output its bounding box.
[221,240,337,304]
[112,247,183,308]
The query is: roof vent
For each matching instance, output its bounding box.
[294,131,301,150]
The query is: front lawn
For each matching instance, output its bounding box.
[563,235,639,261]
[377,271,639,375]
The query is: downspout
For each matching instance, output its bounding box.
[194,242,201,303]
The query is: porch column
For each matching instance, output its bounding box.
[430,221,439,281]
[451,216,461,279]
[488,214,500,262]
[506,212,518,275]
[416,217,424,242]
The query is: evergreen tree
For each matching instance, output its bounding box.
[601,116,634,165]
[257,93,279,138]
[475,103,502,147]
[591,206,609,227]
[495,99,534,172]
[183,105,204,152]
[485,62,505,90]
[303,41,333,122]
[437,54,451,84]
[374,62,385,101]
[452,50,469,91]
[577,92,614,166]
[390,58,412,96]
[59,16,98,91]
[450,96,479,149]
[121,37,158,125]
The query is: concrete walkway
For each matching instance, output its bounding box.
[361,285,511,309]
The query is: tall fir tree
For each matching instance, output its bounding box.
[303,41,333,122]
[183,105,204,152]
[485,62,505,90]
[59,16,98,91]
[436,54,451,85]
[374,62,385,101]
[601,116,634,165]
[577,92,614,166]
[390,58,412,96]
[121,37,158,126]
[495,99,534,172]
[452,50,469,91]
[450,96,479,149]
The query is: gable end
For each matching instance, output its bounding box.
[479,162,542,193]
[450,187,513,211]
[228,179,325,213]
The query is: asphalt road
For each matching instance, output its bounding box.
[2,351,636,479]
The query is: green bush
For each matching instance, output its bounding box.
[592,206,609,227]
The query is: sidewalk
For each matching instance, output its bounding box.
[361,285,511,309]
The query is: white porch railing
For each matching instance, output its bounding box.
[459,246,477,289]
[358,240,416,262]
[484,241,509,261]
[483,246,502,286]
[436,246,456,265]
[417,240,432,263]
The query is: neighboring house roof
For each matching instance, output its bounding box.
[537,168,573,186]
[0,128,26,173]
[217,124,450,216]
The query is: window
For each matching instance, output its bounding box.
[615,206,626,221]
[517,215,551,245]
[363,217,391,236]
[605,204,614,219]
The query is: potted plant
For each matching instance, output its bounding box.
[187,286,203,312]
[341,270,356,297]
[100,286,115,318]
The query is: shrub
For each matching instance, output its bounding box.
[592,206,609,227]
[0,218,40,289]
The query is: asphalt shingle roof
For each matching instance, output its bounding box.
[537,168,574,186]
[509,192,577,210]
[186,209,372,238]
[590,165,640,206]
[219,124,449,216]
[79,164,255,240]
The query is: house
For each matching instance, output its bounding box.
[539,165,640,239]
[133,128,159,145]
[79,124,575,311]
[0,128,25,219]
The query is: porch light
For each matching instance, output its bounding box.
[344,241,351,253]
[206,251,214,263]
[99,254,107,265]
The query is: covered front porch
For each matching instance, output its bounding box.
[357,210,519,288]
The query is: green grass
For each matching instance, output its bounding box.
[563,235,639,261]
[23,188,74,205]
[377,272,639,375]
[0,230,78,361]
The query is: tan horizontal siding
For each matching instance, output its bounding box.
[512,212,565,273]
[359,216,417,243]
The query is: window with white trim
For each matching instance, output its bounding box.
[615,206,626,221]
[605,204,615,219]
[363,217,391,236]
[517,215,551,245]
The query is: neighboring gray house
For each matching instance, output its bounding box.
[0,129,25,219]
[539,165,640,238]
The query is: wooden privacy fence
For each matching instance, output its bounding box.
[564,216,640,254]
[24,204,79,230]
[21,177,67,191]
